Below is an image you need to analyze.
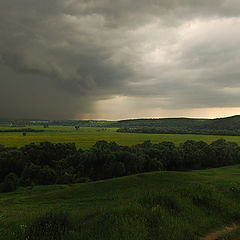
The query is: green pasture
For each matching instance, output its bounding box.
[2,165,240,239]
[1,125,240,149]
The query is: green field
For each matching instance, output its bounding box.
[1,165,240,239]
[1,125,240,149]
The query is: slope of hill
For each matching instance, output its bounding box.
[110,115,240,130]
[201,115,240,130]
[1,165,240,240]
[112,117,209,128]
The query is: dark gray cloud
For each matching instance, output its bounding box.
[1,0,240,119]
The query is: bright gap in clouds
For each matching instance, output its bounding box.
[88,17,240,120]
[91,96,240,120]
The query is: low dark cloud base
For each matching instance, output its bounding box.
[1,0,240,119]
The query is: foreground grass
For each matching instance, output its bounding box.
[217,228,240,240]
[1,125,240,149]
[1,165,240,239]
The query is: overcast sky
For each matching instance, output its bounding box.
[1,0,240,120]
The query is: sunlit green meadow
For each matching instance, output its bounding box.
[1,125,240,149]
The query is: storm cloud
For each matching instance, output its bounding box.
[1,0,240,119]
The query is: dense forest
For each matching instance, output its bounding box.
[117,127,240,136]
[1,139,240,193]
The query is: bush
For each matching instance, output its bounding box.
[20,163,40,186]
[56,172,73,184]
[0,173,18,192]
[37,167,57,185]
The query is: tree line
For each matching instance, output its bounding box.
[0,128,44,133]
[117,127,240,136]
[1,139,240,192]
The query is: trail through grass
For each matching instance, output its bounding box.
[201,224,239,240]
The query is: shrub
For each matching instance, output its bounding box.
[37,166,57,185]
[56,172,73,184]
[20,163,40,186]
[0,173,18,192]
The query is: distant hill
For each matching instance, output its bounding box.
[201,115,240,130]
[1,115,240,130]
[110,115,240,130]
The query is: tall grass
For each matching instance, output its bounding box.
[7,183,240,240]
[217,228,240,240]
[10,211,72,240]
[2,166,240,240]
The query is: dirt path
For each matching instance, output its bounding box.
[200,223,239,240]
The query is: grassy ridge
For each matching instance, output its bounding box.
[1,126,240,149]
[1,165,240,239]
[111,115,240,130]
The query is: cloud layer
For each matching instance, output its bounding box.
[1,0,240,119]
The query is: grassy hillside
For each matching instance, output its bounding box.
[202,115,240,130]
[1,165,240,239]
[112,117,208,128]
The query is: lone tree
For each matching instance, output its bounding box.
[75,126,80,130]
